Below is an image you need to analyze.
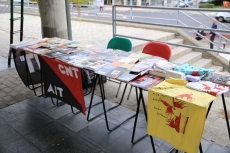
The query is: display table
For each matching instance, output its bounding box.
[10,38,230,153]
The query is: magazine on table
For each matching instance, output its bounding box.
[104,67,128,79]
[119,63,135,70]
[111,61,124,67]
[72,58,98,68]
[118,57,139,64]
[118,51,132,57]
[154,60,180,70]
[103,54,120,63]
[116,71,141,82]
[129,58,157,73]
[54,47,79,54]
[45,51,67,58]
[85,61,110,71]
[95,64,117,75]
[130,74,164,90]
[33,48,52,55]
[94,48,113,54]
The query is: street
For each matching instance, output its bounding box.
[0,0,230,38]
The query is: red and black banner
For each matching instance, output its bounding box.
[39,55,86,114]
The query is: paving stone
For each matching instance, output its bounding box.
[0,117,6,127]
[78,119,127,149]
[0,101,9,109]
[206,143,230,153]
[0,101,36,122]
[2,87,12,92]
[40,103,72,120]
[24,96,54,110]
[0,124,21,146]
[45,135,102,153]
[0,92,7,97]
[3,96,15,103]
[0,137,40,153]
[58,112,100,133]
[0,84,6,89]
[25,122,76,152]
[105,131,155,153]
[9,111,52,135]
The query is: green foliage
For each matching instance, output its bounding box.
[29,0,94,5]
[199,3,214,7]
[70,0,94,4]
[209,0,223,5]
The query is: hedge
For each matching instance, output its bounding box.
[199,3,214,8]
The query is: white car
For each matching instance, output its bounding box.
[215,12,230,22]
[174,0,193,7]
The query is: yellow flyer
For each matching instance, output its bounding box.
[148,79,216,153]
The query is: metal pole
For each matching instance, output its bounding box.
[65,0,72,40]
[176,0,179,25]
[20,0,24,41]
[112,5,116,37]
[129,0,133,20]
[95,0,98,19]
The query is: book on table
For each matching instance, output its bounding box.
[95,64,117,75]
[130,74,164,90]
[72,58,98,68]
[85,61,110,71]
[104,67,128,79]
[118,57,139,64]
[154,60,180,70]
[116,71,140,82]
[119,63,135,70]
[45,51,67,58]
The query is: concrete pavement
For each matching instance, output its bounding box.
[0,12,230,152]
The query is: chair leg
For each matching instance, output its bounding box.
[115,82,122,98]
[127,85,133,100]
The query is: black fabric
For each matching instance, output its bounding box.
[195,36,203,41]
[210,35,215,49]
[13,49,42,86]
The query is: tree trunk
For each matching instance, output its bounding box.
[38,0,68,39]
[76,5,81,17]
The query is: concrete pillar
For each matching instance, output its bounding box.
[124,0,127,5]
[136,0,141,6]
[112,0,115,5]
[38,0,68,39]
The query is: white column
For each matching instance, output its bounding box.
[112,0,115,5]
[124,0,127,5]
[136,0,141,6]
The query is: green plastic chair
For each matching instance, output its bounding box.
[106,37,132,98]
[107,37,132,52]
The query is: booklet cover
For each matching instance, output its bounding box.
[130,74,163,90]
[116,71,140,82]
[45,51,66,58]
[85,61,110,71]
[73,58,98,68]
[95,64,117,75]
[118,57,139,64]
[130,58,163,73]
[105,67,128,79]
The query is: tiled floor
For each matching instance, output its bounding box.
[0,94,230,153]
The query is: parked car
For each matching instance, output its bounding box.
[173,0,193,7]
[215,12,230,22]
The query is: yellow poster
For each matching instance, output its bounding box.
[148,79,216,153]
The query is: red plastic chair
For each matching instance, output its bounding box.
[142,42,172,61]
[126,42,172,101]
